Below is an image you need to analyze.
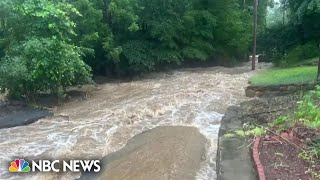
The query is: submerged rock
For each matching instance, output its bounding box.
[80,126,207,180]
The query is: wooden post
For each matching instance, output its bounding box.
[252,0,258,70]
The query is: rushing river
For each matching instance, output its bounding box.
[0,64,254,180]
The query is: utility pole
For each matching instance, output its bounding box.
[252,0,258,70]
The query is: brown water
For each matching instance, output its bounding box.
[0,64,254,180]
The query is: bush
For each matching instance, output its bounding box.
[0,56,29,98]
[0,38,92,99]
[278,42,319,67]
[295,86,320,128]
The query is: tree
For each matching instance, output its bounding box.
[1,0,257,98]
[0,0,92,99]
[69,0,253,74]
[259,0,320,69]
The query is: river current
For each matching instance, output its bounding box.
[0,64,254,180]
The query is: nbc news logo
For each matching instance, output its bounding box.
[9,159,101,173]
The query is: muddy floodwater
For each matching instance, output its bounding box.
[0,64,255,180]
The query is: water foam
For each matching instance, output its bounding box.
[0,65,253,180]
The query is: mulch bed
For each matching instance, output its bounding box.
[240,95,320,180]
[259,134,319,180]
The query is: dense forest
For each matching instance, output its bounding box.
[1,0,319,99]
[259,0,320,67]
[0,0,270,99]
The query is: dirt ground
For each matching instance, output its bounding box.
[240,94,320,180]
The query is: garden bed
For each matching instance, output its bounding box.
[239,94,320,180]
[257,130,320,180]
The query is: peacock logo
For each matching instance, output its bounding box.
[9,159,31,172]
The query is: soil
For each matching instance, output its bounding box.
[240,94,320,180]
[240,95,301,124]
[293,126,320,140]
[259,139,313,180]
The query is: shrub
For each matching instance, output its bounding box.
[0,56,29,98]
[295,86,320,128]
[278,42,319,67]
[0,38,92,99]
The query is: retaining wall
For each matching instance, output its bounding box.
[245,83,317,97]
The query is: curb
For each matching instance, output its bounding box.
[252,137,266,180]
[217,106,257,180]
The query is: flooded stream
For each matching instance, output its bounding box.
[0,64,254,180]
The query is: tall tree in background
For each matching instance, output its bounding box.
[259,0,320,69]
[0,0,257,98]
[286,0,320,79]
[69,0,253,74]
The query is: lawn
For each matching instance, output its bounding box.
[249,66,318,86]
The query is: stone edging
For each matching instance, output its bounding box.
[217,106,257,180]
[252,137,266,180]
[246,83,317,97]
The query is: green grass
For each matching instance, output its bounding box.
[249,66,318,86]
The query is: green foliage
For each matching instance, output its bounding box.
[270,115,295,133]
[0,0,92,99]
[295,86,320,128]
[267,86,320,179]
[13,0,81,40]
[0,56,29,98]
[122,40,158,71]
[259,0,320,66]
[244,85,320,178]
[266,86,320,129]
[108,0,141,31]
[224,123,267,138]
[0,38,91,99]
[279,42,319,66]
[69,0,253,73]
[210,0,252,56]
[234,127,266,137]
[0,0,258,97]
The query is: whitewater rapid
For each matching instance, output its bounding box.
[0,64,254,180]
